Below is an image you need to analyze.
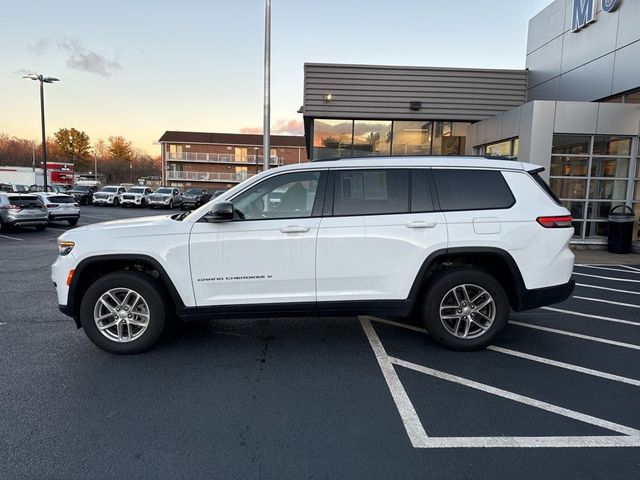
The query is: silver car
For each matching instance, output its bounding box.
[148,187,182,209]
[0,193,48,231]
[34,192,80,226]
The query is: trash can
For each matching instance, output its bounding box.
[607,205,635,254]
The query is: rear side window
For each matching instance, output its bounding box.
[333,169,409,216]
[410,169,434,212]
[530,171,561,205]
[433,169,515,211]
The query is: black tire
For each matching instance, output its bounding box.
[79,271,167,354]
[168,200,173,209]
[68,218,79,226]
[113,198,119,207]
[420,268,509,351]
[35,225,47,231]
[0,218,5,232]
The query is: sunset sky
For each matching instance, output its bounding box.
[2,0,550,154]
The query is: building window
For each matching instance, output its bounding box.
[352,121,392,157]
[312,119,471,159]
[633,141,640,241]
[392,121,432,155]
[481,138,519,158]
[313,119,353,159]
[550,135,633,241]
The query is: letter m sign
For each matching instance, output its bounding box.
[572,0,596,31]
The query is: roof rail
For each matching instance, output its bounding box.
[309,154,517,163]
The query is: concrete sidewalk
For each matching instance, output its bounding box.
[571,247,640,265]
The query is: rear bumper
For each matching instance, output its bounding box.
[516,279,575,311]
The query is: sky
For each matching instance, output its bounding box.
[1,0,551,154]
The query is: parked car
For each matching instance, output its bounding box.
[121,186,153,208]
[29,184,69,193]
[92,186,127,206]
[68,184,100,205]
[0,193,48,231]
[181,188,212,210]
[212,189,227,199]
[34,192,80,226]
[53,156,575,354]
[1,183,29,193]
[148,187,182,209]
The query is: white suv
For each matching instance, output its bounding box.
[120,186,153,207]
[52,157,575,354]
[93,186,127,206]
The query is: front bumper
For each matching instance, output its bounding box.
[516,279,575,311]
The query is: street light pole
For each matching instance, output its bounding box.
[23,74,59,192]
[263,0,271,172]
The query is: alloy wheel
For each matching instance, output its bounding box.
[439,284,496,339]
[93,287,150,343]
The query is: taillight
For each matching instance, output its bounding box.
[536,215,573,228]
[47,204,60,209]
[73,203,79,207]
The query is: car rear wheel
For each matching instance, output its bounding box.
[79,271,167,354]
[68,218,79,226]
[35,225,46,231]
[421,268,509,351]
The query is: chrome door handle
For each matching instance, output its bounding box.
[280,225,310,233]
[406,221,437,229]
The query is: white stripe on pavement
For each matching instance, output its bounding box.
[0,234,22,241]
[575,265,640,274]
[572,296,640,310]
[618,265,640,273]
[391,356,640,437]
[414,436,640,448]
[576,283,640,296]
[573,272,640,283]
[360,317,429,447]
[487,346,640,387]
[509,321,640,351]
[371,317,640,385]
[541,306,639,326]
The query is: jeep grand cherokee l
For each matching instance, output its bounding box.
[52,157,575,354]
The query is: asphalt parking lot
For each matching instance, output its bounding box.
[1,206,639,479]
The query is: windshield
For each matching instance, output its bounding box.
[155,188,172,194]
[128,187,145,193]
[184,189,203,195]
[101,187,118,193]
[72,185,91,191]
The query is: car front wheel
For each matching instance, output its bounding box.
[421,268,509,351]
[79,271,167,354]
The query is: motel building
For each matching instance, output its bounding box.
[300,0,640,247]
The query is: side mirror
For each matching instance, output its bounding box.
[206,201,234,222]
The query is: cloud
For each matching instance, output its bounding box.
[240,118,304,136]
[27,35,121,77]
[13,68,34,76]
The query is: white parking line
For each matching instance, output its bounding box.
[510,321,640,351]
[572,296,640,310]
[361,317,640,448]
[370,318,640,386]
[573,272,640,283]
[541,306,639,326]
[0,234,23,241]
[46,227,68,232]
[576,283,640,296]
[360,317,429,447]
[619,265,640,273]
[392,356,640,437]
[575,265,640,274]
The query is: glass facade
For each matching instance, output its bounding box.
[312,119,470,160]
[550,135,635,241]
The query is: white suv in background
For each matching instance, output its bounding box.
[93,186,127,206]
[52,157,575,354]
[120,186,153,207]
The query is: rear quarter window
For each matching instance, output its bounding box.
[433,169,515,211]
[333,169,409,216]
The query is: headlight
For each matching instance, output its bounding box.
[58,240,75,256]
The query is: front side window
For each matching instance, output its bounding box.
[233,171,321,220]
[433,169,515,211]
[333,169,409,216]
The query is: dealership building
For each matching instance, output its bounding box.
[300,0,640,245]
